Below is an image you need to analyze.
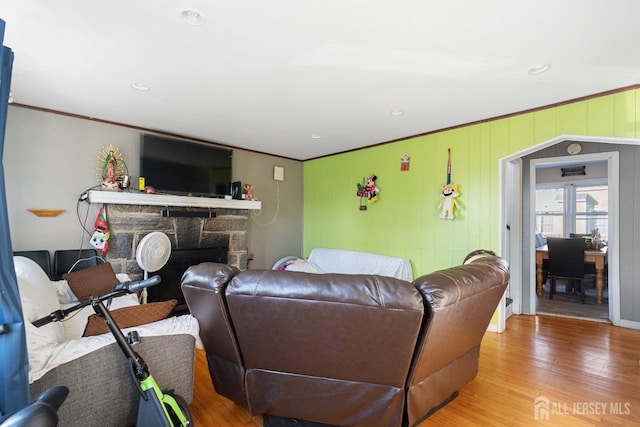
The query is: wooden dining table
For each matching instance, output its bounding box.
[536,246,608,304]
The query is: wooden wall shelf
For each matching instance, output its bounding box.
[28,209,66,217]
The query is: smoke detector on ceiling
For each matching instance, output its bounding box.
[181,9,206,25]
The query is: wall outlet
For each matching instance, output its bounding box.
[274,166,284,181]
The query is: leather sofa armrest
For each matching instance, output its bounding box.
[413,255,509,310]
[405,255,509,425]
[181,262,247,407]
[181,262,240,354]
[181,262,239,293]
[409,254,509,379]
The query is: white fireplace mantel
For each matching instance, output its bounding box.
[87,190,262,210]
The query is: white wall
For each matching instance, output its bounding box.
[4,106,303,269]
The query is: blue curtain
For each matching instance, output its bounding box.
[0,19,29,416]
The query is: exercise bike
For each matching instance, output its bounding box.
[32,275,193,427]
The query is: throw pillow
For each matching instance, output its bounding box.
[63,262,119,302]
[83,299,178,337]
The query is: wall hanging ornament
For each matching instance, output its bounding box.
[438,148,460,220]
[400,152,411,171]
[356,174,380,210]
[90,206,110,253]
[96,145,125,190]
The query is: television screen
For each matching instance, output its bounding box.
[140,134,232,197]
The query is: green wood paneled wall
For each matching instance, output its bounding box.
[303,88,639,278]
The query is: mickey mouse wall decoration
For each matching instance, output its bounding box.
[356,174,380,210]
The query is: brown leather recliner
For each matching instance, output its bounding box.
[406,254,509,426]
[181,253,509,427]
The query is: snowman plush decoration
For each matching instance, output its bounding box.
[90,207,110,253]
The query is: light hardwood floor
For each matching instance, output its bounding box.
[190,315,640,426]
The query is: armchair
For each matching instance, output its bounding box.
[14,254,199,427]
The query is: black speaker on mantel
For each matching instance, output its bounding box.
[231,181,242,199]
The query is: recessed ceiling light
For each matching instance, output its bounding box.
[311,134,322,139]
[528,63,552,75]
[181,9,206,25]
[131,83,150,91]
[390,109,404,116]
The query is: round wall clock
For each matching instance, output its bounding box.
[567,143,582,155]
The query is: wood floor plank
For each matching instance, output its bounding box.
[189,315,640,426]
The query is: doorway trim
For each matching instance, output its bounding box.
[499,134,640,329]
[529,151,618,324]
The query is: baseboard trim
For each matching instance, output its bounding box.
[617,319,640,330]
[486,323,499,333]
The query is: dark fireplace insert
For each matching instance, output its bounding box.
[147,247,228,315]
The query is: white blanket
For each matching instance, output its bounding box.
[285,248,413,281]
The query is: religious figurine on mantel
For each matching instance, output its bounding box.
[97,145,126,190]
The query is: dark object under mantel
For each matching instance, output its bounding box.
[147,247,228,315]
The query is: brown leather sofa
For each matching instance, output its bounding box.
[182,252,509,427]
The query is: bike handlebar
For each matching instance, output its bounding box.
[112,275,161,293]
[32,275,162,328]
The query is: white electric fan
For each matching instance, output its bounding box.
[136,231,172,304]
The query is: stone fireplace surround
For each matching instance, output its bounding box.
[87,190,261,277]
[102,203,249,280]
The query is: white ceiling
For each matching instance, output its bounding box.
[2,1,640,160]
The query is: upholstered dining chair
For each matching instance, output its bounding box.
[546,237,587,303]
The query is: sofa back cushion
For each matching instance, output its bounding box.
[226,269,424,425]
[227,270,423,384]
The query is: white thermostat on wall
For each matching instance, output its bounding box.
[567,143,582,155]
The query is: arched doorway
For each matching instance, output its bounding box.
[498,135,631,329]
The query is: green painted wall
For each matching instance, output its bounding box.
[303,88,639,278]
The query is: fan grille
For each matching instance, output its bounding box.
[136,232,172,273]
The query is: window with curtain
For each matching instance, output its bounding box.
[535,183,608,242]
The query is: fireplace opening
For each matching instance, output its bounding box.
[147,247,228,315]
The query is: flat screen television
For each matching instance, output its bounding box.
[140,134,233,197]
